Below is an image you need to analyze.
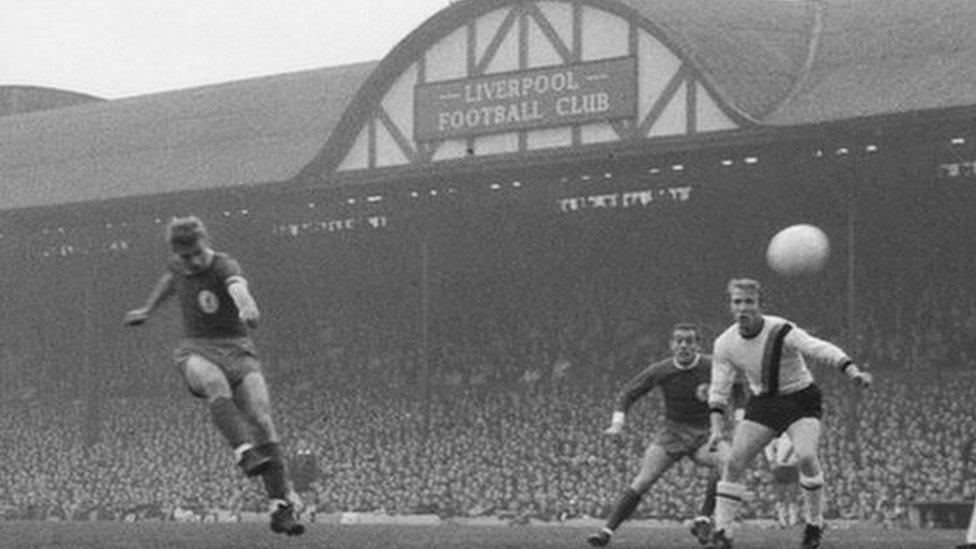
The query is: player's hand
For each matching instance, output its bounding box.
[123,308,151,326]
[239,306,260,329]
[852,371,873,389]
[604,412,624,435]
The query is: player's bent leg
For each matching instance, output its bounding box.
[689,441,728,545]
[786,419,825,548]
[587,444,675,546]
[233,372,279,443]
[233,372,304,536]
[183,356,269,477]
[726,420,776,480]
[786,418,822,478]
[183,354,234,401]
[711,420,776,544]
[632,442,676,494]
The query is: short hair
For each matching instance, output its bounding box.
[671,322,701,340]
[167,216,209,253]
[727,278,761,297]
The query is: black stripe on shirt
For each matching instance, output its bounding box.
[760,323,793,396]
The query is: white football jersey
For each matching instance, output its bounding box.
[709,315,850,408]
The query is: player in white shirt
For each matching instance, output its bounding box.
[764,432,800,528]
[703,279,872,549]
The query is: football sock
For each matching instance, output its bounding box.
[270,498,290,511]
[232,443,254,463]
[714,481,745,536]
[258,442,289,500]
[799,472,825,527]
[700,473,719,517]
[208,397,252,449]
[605,487,642,531]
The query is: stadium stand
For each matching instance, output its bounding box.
[3,0,976,531]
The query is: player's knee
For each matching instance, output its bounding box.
[710,451,729,470]
[630,476,653,494]
[241,404,272,427]
[794,452,819,474]
[724,454,748,479]
[198,379,232,400]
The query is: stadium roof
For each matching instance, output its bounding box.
[0,86,104,118]
[615,0,976,125]
[0,62,375,212]
[1,0,975,211]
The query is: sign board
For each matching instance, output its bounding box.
[414,56,637,142]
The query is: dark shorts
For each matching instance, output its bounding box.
[744,383,823,435]
[771,465,800,484]
[174,337,262,398]
[653,419,711,461]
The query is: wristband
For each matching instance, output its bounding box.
[840,360,861,379]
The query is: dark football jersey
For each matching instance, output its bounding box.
[169,252,248,339]
[614,355,713,426]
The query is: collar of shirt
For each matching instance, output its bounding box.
[672,353,701,371]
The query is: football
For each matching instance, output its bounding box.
[766,224,830,276]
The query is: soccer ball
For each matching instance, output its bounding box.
[766,224,830,276]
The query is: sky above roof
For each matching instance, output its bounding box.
[0,0,451,99]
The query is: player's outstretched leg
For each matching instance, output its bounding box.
[587,488,643,546]
[799,472,825,549]
[690,473,718,545]
[259,442,305,536]
[706,479,748,549]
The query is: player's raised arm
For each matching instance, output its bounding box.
[123,271,175,326]
[787,326,872,388]
[605,365,657,434]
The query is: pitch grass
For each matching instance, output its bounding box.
[0,521,958,548]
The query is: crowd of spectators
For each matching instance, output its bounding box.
[2,207,976,527]
[3,279,976,527]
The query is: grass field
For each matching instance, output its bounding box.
[0,522,959,549]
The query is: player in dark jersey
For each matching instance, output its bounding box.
[587,323,739,547]
[123,216,304,536]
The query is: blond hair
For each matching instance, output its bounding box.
[726,278,761,297]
